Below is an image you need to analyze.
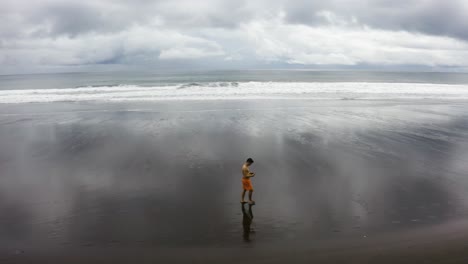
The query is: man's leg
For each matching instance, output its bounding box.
[241,189,246,202]
[248,190,254,202]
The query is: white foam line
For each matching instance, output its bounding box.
[1,82,468,103]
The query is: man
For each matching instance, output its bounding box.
[241,158,255,204]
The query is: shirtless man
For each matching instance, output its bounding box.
[241,158,255,204]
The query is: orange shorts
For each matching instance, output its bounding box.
[242,178,253,191]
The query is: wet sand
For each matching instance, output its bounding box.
[1,99,468,263]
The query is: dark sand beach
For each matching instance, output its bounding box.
[1,99,468,263]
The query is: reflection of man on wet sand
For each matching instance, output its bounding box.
[242,203,254,242]
[241,158,255,204]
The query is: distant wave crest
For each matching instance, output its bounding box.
[178,82,239,89]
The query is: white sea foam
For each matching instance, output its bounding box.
[1,82,468,103]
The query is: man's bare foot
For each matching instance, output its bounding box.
[248,200,255,205]
[241,200,247,203]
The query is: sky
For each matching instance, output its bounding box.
[1,0,468,74]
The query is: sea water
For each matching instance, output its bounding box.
[1,71,468,103]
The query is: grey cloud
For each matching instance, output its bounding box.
[3,0,467,39]
[354,1,468,40]
[1,0,468,73]
[6,0,255,38]
[36,3,106,37]
[25,1,146,37]
[284,0,468,40]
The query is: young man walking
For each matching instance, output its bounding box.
[241,158,255,204]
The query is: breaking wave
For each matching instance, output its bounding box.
[1,82,468,103]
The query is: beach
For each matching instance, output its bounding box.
[1,95,468,263]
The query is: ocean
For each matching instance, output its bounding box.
[1,71,468,103]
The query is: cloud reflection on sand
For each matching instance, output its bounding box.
[0,100,467,249]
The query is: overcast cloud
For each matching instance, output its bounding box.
[1,0,468,74]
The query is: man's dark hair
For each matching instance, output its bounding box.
[246,158,254,163]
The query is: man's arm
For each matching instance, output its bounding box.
[243,167,255,178]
